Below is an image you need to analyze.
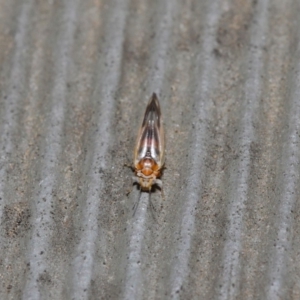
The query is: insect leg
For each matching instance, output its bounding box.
[124,163,135,171]
[125,176,138,196]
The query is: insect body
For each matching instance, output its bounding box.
[133,93,165,192]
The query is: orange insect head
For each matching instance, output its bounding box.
[135,157,161,176]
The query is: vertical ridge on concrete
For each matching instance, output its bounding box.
[122,1,179,298]
[123,193,149,300]
[22,0,80,298]
[217,0,270,298]
[0,0,34,223]
[266,26,300,300]
[169,0,221,298]
[69,1,130,298]
[146,0,179,95]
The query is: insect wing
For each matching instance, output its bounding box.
[134,93,165,167]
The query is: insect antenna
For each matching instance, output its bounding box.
[160,186,165,201]
[132,187,142,217]
[148,188,158,222]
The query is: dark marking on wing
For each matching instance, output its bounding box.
[142,93,161,128]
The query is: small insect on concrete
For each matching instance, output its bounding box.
[128,93,165,214]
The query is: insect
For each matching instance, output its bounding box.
[132,93,165,195]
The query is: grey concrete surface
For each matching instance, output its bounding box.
[0,0,299,299]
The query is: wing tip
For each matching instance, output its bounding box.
[149,92,160,109]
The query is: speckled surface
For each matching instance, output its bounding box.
[0,0,299,299]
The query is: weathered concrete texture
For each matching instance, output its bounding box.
[0,0,299,299]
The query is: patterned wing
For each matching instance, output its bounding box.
[134,93,165,168]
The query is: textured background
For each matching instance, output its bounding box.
[0,0,300,299]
